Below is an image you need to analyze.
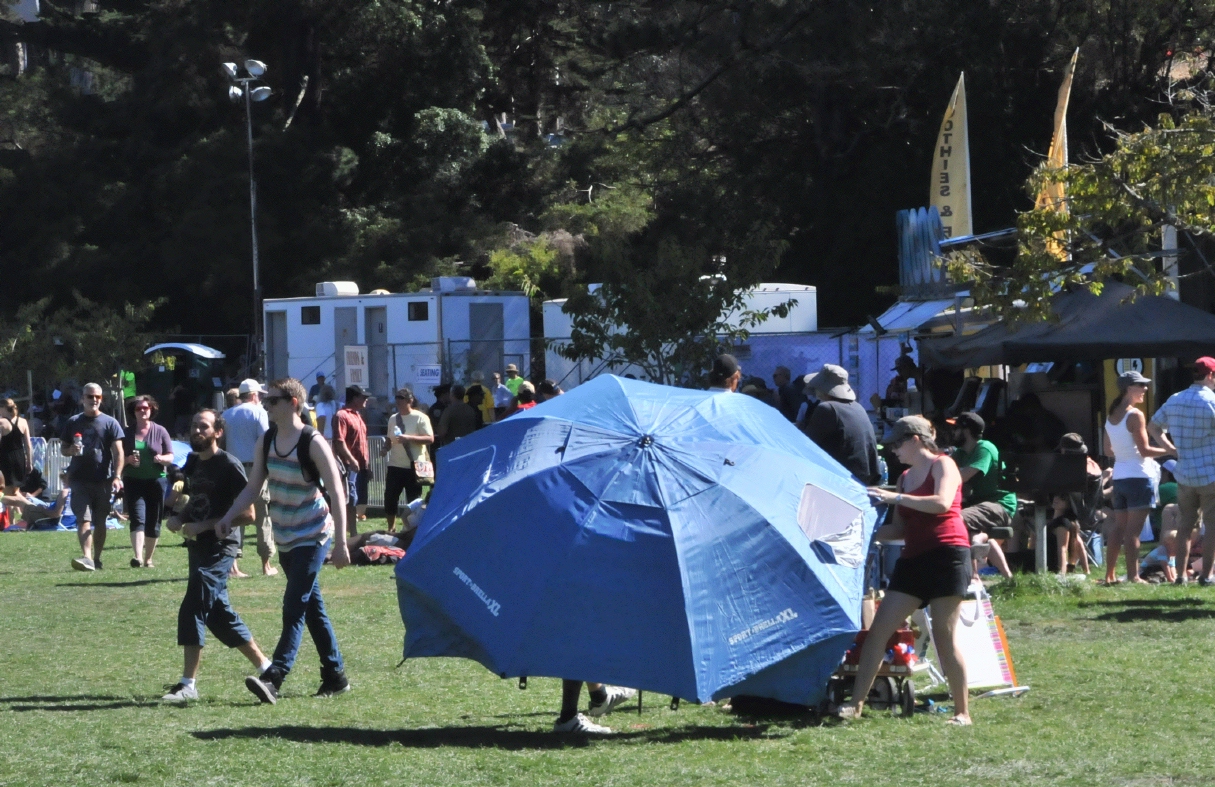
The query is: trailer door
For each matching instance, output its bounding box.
[266,311,289,380]
[468,302,504,380]
[365,306,389,398]
[334,306,357,393]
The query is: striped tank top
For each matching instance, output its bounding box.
[266,436,333,550]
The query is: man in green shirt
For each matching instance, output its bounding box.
[950,412,1017,577]
[503,364,524,397]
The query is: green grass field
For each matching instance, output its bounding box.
[2,526,1213,787]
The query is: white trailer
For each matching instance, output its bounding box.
[263,278,530,408]
[543,283,818,389]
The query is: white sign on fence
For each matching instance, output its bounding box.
[344,345,368,388]
[414,364,443,388]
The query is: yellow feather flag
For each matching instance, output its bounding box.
[929,73,972,238]
[1035,48,1080,260]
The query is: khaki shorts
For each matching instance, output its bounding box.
[1177,481,1215,535]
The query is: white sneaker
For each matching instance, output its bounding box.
[161,682,199,703]
[587,686,637,717]
[71,557,95,572]
[553,713,613,734]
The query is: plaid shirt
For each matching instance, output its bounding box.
[1152,384,1215,487]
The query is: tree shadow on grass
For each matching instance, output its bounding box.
[55,578,186,588]
[0,694,122,703]
[1089,608,1215,622]
[1079,599,1206,608]
[193,723,783,749]
[1079,598,1215,622]
[7,700,155,712]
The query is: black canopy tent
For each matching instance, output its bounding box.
[917,282,1215,369]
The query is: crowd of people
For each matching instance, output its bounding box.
[2,351,1212,731]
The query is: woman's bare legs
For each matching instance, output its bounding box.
[841,590,921,716]
[1124,508,1151,583]
[928,595,970,724]
[131,529,145,566]
[1105,511,1126,583]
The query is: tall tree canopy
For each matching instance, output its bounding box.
[3,0,1214,345]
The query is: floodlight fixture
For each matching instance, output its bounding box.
[244,59,267,77]
[228,85,243,102]
[249,86,272,102]
[221,62,239,79]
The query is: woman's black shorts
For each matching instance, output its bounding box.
[887,545,972,607]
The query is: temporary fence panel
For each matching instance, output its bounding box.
[857,333,912,413]
[445,338,534,386]
[386,342,443,406]
[729,332,845,385]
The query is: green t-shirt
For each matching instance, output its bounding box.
[125,439,166,480]
[504,376,523,396]
[120,370,137,400]
[955,439,1017,516]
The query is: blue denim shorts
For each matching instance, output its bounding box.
[1112,477,1155,510]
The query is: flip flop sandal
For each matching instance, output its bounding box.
[946,716,972,726]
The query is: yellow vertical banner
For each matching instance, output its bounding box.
[929,73,972,239]
[1035,48,1080,260]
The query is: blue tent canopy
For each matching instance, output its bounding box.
[395,376,877,706]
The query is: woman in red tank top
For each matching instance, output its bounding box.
[837,416,973,726]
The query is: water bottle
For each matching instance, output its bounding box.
[393,425,403,438]
[878,456,889,486]
[73,433,83,451]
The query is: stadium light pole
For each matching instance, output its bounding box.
[222,60,272,375]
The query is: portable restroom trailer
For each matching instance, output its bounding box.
[263,279,530,408]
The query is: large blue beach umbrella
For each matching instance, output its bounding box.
[395,375,876,706]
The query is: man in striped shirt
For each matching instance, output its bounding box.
[1149,357,1215,585]
[217,377,352,702]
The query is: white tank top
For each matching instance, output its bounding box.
[1106,413,1153,479]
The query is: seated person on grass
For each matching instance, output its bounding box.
[11,472,71,529]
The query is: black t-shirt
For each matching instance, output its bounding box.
[182,449,248,557]
[805,400,881,485]
[776,382,803,422]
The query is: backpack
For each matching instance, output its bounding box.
[262,423,338,502]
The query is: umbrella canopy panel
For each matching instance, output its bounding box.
[396,376,876,705]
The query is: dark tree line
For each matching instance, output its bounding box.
[2,0,1214,341]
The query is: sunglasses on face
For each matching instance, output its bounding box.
[264,395,286,406]
[134,405,151,411]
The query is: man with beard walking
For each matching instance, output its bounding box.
[161,410,271,703]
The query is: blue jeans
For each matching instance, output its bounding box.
[271,540,344,678]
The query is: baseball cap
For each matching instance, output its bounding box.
[345,385,369,400]
[803,364,855,401]
[316,372,325,379]
[238,378,267,395]
[946,411,984,435]
[889,415,935,445]
[1057,433,1088,454]
[1194,357,1215,376]
[1116,370,1151,390]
